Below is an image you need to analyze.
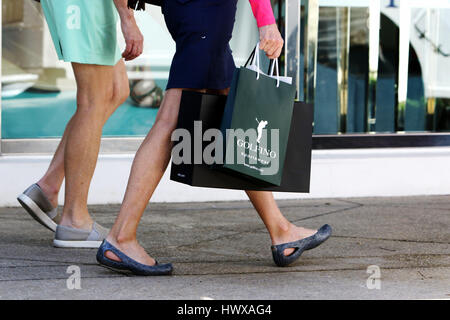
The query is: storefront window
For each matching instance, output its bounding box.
[1,0,449,153]
[0,1,257,143]
[312,0,450,134]
[1,2,169,140]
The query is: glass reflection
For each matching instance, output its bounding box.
[311,0,449,134]
[1,1,259,140]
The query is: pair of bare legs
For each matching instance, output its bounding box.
[36,60,129,231]
[104,88,316,265]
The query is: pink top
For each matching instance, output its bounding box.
[249,0,276,28]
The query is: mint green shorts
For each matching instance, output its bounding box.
[41,0,122,66]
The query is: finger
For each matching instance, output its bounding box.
[261,39,273,53]
[129,42,140,61]
[259,40,266,50]
[137,41,144,58]
[259,39,269,53]
[123,40,133,60]
[272,46,283,59]
[268,39,284,58]
[264,40,277,57]
[268,46,283,59]
[262,39,272,54]
[122,40,133,59]
[135,41,143,59]
[133,42,143,60]
[266,42,278,57]
[125,42,136,61]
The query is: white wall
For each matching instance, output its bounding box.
[1,147,449,207]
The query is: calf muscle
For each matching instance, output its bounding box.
[58,61,129,228]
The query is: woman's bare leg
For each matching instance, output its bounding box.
[208,89,317,256]
[105,89,189,265]
[245,191,316,255]
[106,87,315,263]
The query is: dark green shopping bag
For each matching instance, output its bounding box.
[220,47,296,186]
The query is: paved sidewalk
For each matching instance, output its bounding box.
[0,196,449,299]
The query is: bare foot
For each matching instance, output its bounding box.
[104,237,156,266]
[272,225,317,256]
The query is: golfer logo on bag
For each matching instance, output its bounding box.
[256,118,268,144]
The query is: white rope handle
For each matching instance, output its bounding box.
[251,42,280,87]
[250,42,280,88]
[253,42,261,80]
[269,58,280,87]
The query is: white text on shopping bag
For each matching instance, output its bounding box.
[171,121,280,176]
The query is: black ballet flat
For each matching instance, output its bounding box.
[96,240,173,276]
[271,224,332,267]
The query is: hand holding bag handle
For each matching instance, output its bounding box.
[244,42,281,87]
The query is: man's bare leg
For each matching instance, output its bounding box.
[36,118,74,208]
[37,60,129,230]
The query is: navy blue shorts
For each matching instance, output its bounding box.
[162,0,238,90]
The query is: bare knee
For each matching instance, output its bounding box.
[76,83,128,123]
[75,91,110,120]
[154,115,178,135]
[151,89,182,133]
[111,78,130,108]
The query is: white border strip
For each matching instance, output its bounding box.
[1,147,449,206]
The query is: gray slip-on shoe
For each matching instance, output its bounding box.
[53,222,109,248]
[17,183,60,232]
